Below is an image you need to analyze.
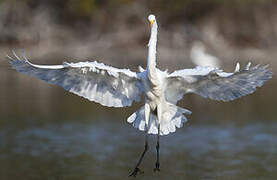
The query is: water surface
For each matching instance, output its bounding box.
[0,120,276,180]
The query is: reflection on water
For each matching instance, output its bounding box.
[0,120,276,180]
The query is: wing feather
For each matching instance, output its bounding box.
[8,52,143,107]
[166,63,272,103]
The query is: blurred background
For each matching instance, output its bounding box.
[0,0,276,179]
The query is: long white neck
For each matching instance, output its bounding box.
[147,21,157,70]
[147,21,158,86]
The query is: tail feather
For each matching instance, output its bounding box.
[127,104,191,135]
[127,106,145,131]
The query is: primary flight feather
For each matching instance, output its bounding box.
[8,14,272,176]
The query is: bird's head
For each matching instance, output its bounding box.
[148,14,156,28]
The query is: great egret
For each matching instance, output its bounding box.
[8,14,272,177]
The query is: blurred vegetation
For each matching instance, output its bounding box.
[1,0,277,47]
[1,0,275,22]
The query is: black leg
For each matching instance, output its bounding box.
[154,124,160,172]
[129,132,149,177]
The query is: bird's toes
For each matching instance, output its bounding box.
[129,167,144,177]
[153,163,160,172]
[153,167,160,172]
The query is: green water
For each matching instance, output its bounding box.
[0,119,276,180]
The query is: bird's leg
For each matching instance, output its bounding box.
[129,132,148,177]
[154,124,160,172]
[129,104,150,177]
[154,104,162,172]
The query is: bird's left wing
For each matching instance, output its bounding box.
[8,52,143,107]
[166,63,272,104]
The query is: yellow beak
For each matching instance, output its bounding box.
[149,20,154,28]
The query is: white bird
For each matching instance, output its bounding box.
[190,41,221,68]
[8,14,272,176]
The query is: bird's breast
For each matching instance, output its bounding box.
[142,70,166,109]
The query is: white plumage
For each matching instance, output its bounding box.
[8,14,272,175]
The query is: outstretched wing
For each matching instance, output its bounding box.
[8,52,143,107]
[166,63,272,104]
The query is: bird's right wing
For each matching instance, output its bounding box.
[8,52,143,107]
[166,63,272,104]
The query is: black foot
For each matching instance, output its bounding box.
[129,167,143,177]
[153,163,160,172]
